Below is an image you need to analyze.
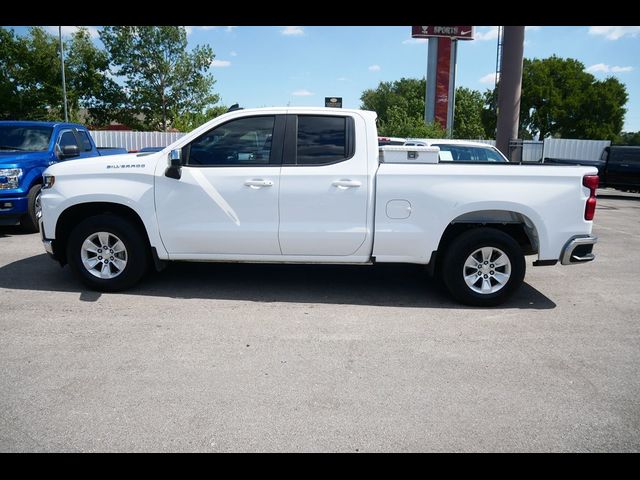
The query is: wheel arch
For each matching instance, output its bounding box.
[429,209,542,276]
[53,202,152,266]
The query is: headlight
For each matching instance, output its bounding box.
[42,174,56,189]
[0,168,23,190]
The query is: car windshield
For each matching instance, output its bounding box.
[433,144,508,163]
[0,126,53,152]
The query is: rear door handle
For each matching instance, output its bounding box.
[332,179,361,189]
[244,179,273,189]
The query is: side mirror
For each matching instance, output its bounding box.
[169,149,182,167]
[60,144,80,159]
[165,149,183,179]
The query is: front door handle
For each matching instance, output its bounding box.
[332,179,361,189]
[244,179,274,189]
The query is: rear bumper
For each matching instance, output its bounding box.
[560,235,597,265]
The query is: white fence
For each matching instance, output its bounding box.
[464,138,608,162]
[90,131,185,151]
[542,138,610,161]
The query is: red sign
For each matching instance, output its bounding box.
[411,25,474,40]
[434,38,452,129]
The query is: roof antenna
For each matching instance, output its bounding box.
[227,103,242,112]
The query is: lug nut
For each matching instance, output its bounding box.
[490,270,494,275]
[483,274,488,279]
[484,261,489,265]
[98,256,102,260]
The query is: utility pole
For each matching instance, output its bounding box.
[495,26,525,159]
[424,37,438,124]
[59,26,69,122]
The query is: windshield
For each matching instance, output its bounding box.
[0,126,53,152]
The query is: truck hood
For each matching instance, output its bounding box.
[0,151,52,169]
[45,151,160,177]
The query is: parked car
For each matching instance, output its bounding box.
[544,145,640,193]
[404,139,509,162]
[40,107,599,306]
[0,121,127,232]
[378,136,406,146]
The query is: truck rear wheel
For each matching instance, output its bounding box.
[66,214,148,291]
[441,227,525,307]
[20,184,42,233]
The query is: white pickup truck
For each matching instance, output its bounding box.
[39,107,599,306]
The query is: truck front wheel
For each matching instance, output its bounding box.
[441,227,526,307]
[66,214,148,291]
[20,184,42,233]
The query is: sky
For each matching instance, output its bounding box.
[8,25,640,132]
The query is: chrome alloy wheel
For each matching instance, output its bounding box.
[80,232,128,279]
[463,246,512,294]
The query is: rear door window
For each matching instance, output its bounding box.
[295,115,352,165]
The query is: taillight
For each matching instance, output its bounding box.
[583,175,599,191]
[583,175,599,221]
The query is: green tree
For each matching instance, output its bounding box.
[615,131,640,145]
[0,26,125,125]
[360,77,445,138]
[0,27,64,121]
[481,56,628,141]
[453,87,486,139]
[361,77,426,125]
[171,105,228,132]
[0,28,23,119]
[480,88,497,139]
[65,27,129,127]
[100,26,219,131]
[377,105,445,138]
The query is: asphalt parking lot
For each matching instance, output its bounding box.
[1,189,639,452]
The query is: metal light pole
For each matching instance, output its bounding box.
[59,26,69,122]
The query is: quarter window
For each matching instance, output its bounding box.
[184,116,276,166]
[77,130,93,152]
[58,131,79,150]
[296,116,349,165]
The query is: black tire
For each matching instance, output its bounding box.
[66,214,148,292]
[20,184,41,233]
[441,227,526,307]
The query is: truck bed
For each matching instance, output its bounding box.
[373,162,597,264]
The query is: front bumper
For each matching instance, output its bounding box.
[560,235,598,265]
[39,218,57,260]
[0,195,29,217]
